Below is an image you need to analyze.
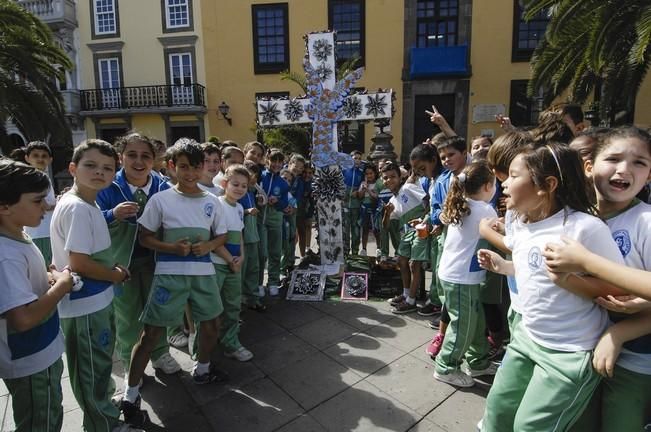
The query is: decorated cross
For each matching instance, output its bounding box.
[256,31,393,267]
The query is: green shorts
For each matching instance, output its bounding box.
[141,274,223,327]
[397,230,430,262]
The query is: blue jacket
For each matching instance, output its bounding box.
[289,176,305,206]
[430,170,453,226]
[260,169,289,211]
[96,168,170,266]
[239,190,257,211]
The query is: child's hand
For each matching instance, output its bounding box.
[495,114,514,131]
[425,106,449,128]
[595,295,651,314]
[477,249,509,275]
[407,218,422,227]
[430,224,443,236]
[113,202,139,221]
[268,196,278,205]
[384,202,394,214]
[50,268,74,293]
[173,237,192,256]
[229,256,242,273]
[543,236,589,273]
[110,265,130,284]
[248,208,260,216]
[191,237,212,256]
[593,328,624,378]
[284,206,295,215]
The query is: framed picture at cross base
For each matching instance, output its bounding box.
[341,272,369,301]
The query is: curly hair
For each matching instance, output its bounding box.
[440,161,494,226]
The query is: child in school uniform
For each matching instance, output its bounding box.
[120,141,227,427]
[23,141,56,266]
[213,145,245,196]
[213,165,253,361]
[240,161,265,311]
[198,142,222,195]
[297,162,315,256]
[96,133,180,394]
[384,163,430,314]
[433,162,499,387]
[281,154,305,272]
[375,159,400,261]
[50,140,135,432]
[342,150,364,255]
[0,160,73,432]
[358,162,380,257]
[259,149,289,296]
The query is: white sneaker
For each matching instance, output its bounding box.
[167,332,188,349]
[112,423,144,432]
[224,346,254,362]
[360,249,367,256]
[269,285,279,296]
[151,352,181,374]
[188,332,197,357]
[463,361,500,377]
[433,370,475,387]
[376,250,382,259]
[477,418,483,431]
[258,285,265,297]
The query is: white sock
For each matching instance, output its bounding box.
[402,288,409,297]
[123,385,140,403]
[406,296,416,305]
[194,361,210,375]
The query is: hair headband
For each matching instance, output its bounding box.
[546,145,564,185]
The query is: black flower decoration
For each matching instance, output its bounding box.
[315,63,333,81]
[365,94,388,117]
[311,38,333,62]
[342,96,363,119]
[283,99,304,122]
[313,167,345,202]
[345,275,367,297]
[259,101,281,125]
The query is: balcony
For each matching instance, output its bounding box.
[17,0,77,29]
[79,84,207,115]
[409,45,470,79]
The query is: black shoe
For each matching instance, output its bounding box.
[428,315,441,329]
[119,397,149,428]
[192,363,229,385]
[418,303,442,317]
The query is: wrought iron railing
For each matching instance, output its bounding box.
[80,83,206,111]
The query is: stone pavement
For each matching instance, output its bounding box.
[1,295,490,432]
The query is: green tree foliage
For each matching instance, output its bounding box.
[525,0,651,124]
[0,0,73,153]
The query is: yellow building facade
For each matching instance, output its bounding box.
[77,0,209,145]
[201,0,405,155]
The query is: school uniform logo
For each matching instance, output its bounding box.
[238,209,244,221]
[273,186,280,196]
[98,329,111,350]
[204,203,214,217]
[612,230,631,257]
[155,287,171,305]
[527,246,543,270]
[401,193,408,203]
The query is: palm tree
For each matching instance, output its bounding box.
[524,0,651,124]
[0,0,73,153]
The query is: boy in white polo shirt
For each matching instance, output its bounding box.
[50,140,134,432]
[120,141,227,427]
[0,159,73,432]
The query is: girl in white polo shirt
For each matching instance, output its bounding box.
[432,161,498,388]
[477,142,624,432]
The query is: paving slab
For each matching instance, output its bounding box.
[268,351,364,410]
[425,387,487,432]
[200,378,303,432]
[292,315,358,350]
[251,333,319,375]
[363,316,434,353]
[365,354,456,416]
[263,300,326,330]
[326,302,396,331]
[323,333,407,379]
[408,418,448,432]
[239,312,289,346]
[275,413,328,432]
[309,380,421,432]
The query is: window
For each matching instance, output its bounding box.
[416,0,458,47]
[512,2,549,62]
[98,57,121,108]
[168,52,194,105]
[162,0,193,32]
[92,0,118,38]
[328,0,365,66]
[252,4,289,74]
[509,80,543,127]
